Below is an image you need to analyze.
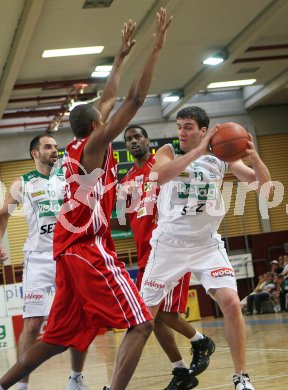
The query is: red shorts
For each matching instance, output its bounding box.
[137,268,191,313]
[43,239,152,351]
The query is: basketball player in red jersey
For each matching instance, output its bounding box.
[0,10,172,390]
[119,125,215,389]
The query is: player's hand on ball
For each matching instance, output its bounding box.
[245,133,260,163]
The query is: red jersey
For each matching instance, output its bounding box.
[121,154,158,270]
[53,138,117,259]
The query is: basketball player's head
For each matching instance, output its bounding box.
[176,106,210,152]
[69,104,102,139]
[124,125,150,159]
[30,134,58,167]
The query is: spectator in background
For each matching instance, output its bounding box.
[246,272,276,315]
[281,275,288,311]
[282,255,288,277]
[272,274,285,312]
[278,255,284,269]
[270,260,283,274]
[241,274,267,313]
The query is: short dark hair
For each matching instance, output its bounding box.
[176,106,210,129]
[124,125,148,141]
[69,104,101,138]
[29,133,55,159]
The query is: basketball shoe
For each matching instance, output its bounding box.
[66,375,89,390]
[190,335,215,376]
[103,387,110,390]
[164,368,198,390]
[233,372,255,390]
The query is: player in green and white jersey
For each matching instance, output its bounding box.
[141,106,272,390]
[0,134,88,390]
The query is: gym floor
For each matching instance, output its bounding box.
[0,313,287,389]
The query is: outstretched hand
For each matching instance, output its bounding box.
[245,133,260,163]
[153,8,173,51]
[119,19,136,58]
[193,124,219,157]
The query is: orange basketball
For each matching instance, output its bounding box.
[210,122,249,162]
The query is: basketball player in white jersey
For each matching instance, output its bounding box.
[140,106,272,390]
[0,18,139,390]
[0,133,89,390]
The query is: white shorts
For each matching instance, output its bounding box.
[140,229,237,307]
[22,251,56,318]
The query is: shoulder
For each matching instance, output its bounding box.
[200,154,228,174]
[156,143,174,158]
[171,142,184,156]
[66,138,88,157]
[121,165,137,183]
[21,170,37,182]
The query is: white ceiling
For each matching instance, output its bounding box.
[1,0,288,135]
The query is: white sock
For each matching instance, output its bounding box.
[17,383,28,390]
[70,371,82,380]
[172,359,187,369]
[190,330,204,342]
[0,386,5,390]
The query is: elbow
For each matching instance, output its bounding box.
[131,93,145,107]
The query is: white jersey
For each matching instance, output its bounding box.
[21,169,65,251]
[157,144,228,240]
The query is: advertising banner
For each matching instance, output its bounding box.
[0,316,15,349]
[181,289,201,321]
[4,284,23,316]
[0,285,6,317]
[229,253,254,279]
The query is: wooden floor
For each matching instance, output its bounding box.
[1,313,287,389]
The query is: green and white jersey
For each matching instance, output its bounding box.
[157,144,228,240]
[21,169,65,251]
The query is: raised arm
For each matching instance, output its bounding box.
[84,7,172,167]
[96,19,136,123]
[0,179,21,263]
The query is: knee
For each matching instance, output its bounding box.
[23,318,43,337]
[220,295,242,318]
[132,320,154,339]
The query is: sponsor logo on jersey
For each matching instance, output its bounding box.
[38,200,63,217]
[40,223,56,234]
[178,172,189,178]
[204,156,217,164]
[143,278,165,290]
[144,182,153,192]
[209,169,217,178]
[31,190,46,198]
[135,175,144,186]
[211,268,235,278]
[177,183,217,200]
[24,289,45,304]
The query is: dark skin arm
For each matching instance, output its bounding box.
[81,8,172,174]
[95,19,136,123]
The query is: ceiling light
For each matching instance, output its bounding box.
[162,90,183,103]
[203,51,227,66]
[207,79,257,89]
[42,46,104,58]
[91,65,113,78]
[203,56,224,65]
[163,95,180,102]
